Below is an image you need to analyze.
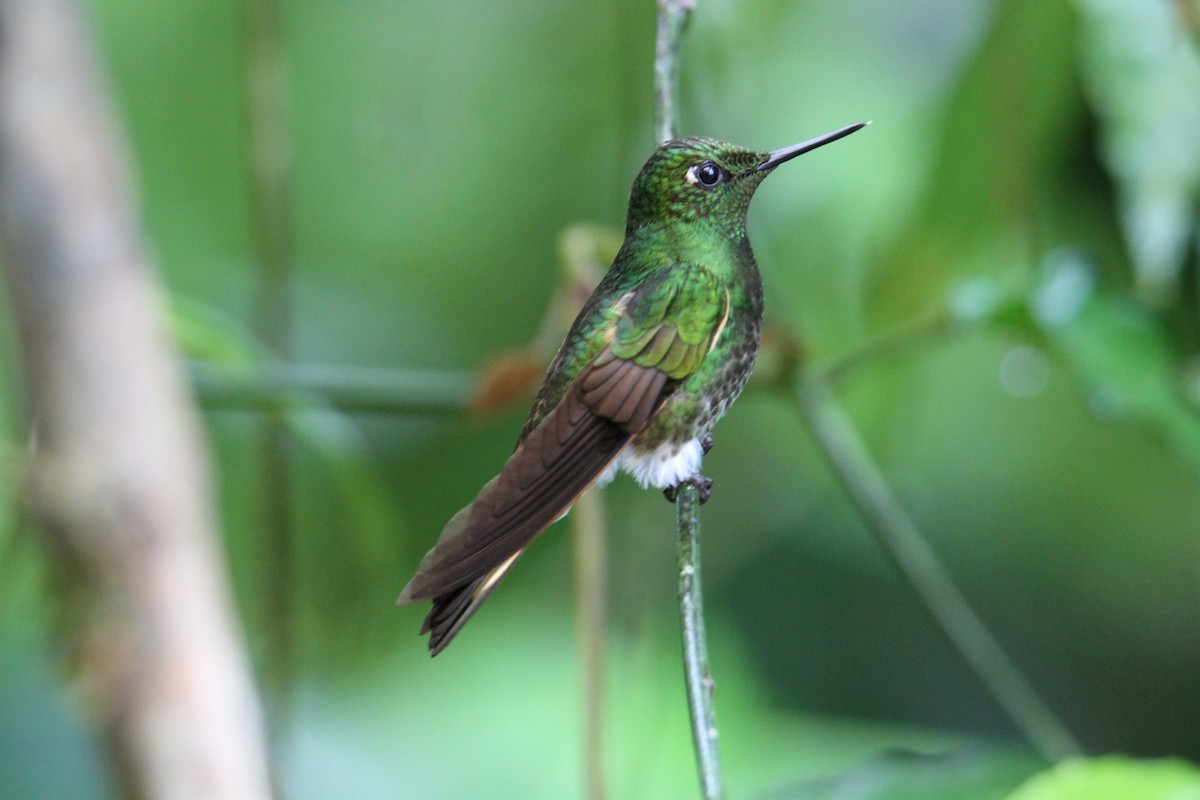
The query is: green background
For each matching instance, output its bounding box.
[2,0,1200,797]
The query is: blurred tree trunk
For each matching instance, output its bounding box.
[0,0,274,797]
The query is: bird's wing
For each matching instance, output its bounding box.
[398,267,729,652]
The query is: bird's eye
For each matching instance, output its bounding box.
[686,161,726,188]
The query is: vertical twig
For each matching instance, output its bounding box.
[0,0,275,796]
[675,482,724,800]
[560,224,617,800]
[654,0,694,144]
[242,0,295,708]
[654,1,726,797]
[573,490,607,800]
[792,372,1083,761]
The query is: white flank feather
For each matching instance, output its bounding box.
[618,438,704,489]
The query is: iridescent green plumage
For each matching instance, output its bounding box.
[399,124,866,654]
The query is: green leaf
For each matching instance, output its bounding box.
[1004,756,1200,800]
[866,0,1083,324]
[1029,251,1200,471]
[286,407,409,667]
[946,252,1200,474]
[168,296,266,368]
[169,296,410,665]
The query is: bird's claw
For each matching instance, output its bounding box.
[663,473,713,505]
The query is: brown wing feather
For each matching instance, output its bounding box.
[398,347,674,654]
[578,354,668,431]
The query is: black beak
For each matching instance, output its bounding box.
[756,121,869,172]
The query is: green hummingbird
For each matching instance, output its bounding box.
[398,122,867,654]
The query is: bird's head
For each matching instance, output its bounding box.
[625,123,867,235]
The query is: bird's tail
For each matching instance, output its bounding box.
[420,551,523,656]
[396,380,636,654]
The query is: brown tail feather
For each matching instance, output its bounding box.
[398,388,629,605]
[423,552,521,655]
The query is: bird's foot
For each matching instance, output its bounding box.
[699,434,714,455]
[663,473,713,505]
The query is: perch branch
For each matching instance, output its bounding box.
[654,2,726,796]
[675,482,725,800]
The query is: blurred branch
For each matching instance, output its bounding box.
[559,224,617,800]
[242,0,296,709]
[0,0,274,796]
[790,370,1083,762]
[573,490,607,800]
[191,362,474,415]
[813,311,954,385]
[1179,0,1200,44]
[467,229,612,800]
[0,437,30,611]
[654,0,694,143]
[808,274,1031,386]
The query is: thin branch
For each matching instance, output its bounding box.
[813,311,954,385]
[675,482,725,800]
[0,438,31,611]
[654,0,695,143]
[0,0,274,795]
[791,371,1083,762]
[654,1,726,796]
[242,0,296,710]
[573,490,607,800]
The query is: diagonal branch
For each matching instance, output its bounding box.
[791,370,1083,761]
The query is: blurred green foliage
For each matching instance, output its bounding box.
[2,0,1200,797]
[1006,756,1200,800]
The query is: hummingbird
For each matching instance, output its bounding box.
[398,122,867,655]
